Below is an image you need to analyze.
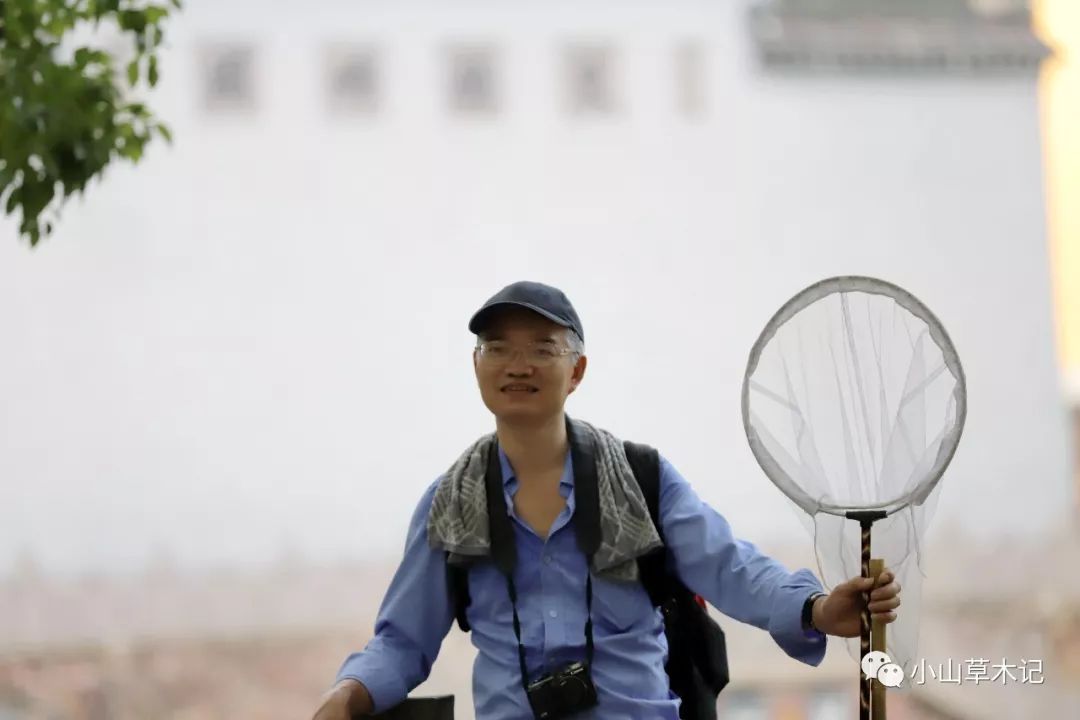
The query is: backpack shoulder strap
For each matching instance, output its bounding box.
[623,440,662,534]
[623,440,667,608]
[447,561,471,632]
[448,442,511,634]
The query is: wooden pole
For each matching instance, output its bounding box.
[846,510,886,720]
[870,558,886,720]
[858,523,872,720]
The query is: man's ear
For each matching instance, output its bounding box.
[568,355,587,394]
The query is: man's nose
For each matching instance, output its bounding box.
[505,358,535,376]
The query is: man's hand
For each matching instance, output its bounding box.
[312,679,373,719]
[811,568,901,638]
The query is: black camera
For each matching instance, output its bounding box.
[525,661,598,720]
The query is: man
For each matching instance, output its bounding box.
[312,281,901,720]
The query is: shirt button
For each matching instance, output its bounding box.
[549,609,558,619]
[543,555,553,565]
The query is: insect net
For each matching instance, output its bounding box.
[741,276,966,672]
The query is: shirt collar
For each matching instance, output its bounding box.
[499,445,575,500]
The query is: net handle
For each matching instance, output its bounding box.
[870,557,888,720]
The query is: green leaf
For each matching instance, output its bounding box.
[119,10,147,34]
[46,15,69,38]
[146,6,168,25]
[2,0,182,246]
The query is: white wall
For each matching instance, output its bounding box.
[0,0,1068,574]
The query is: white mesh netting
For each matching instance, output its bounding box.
[742,276,966,672]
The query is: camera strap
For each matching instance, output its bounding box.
[502,572,595,694]
[484,421,600,695]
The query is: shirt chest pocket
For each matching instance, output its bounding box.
[590,574,659,634]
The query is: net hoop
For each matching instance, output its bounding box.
[741,275,967,518]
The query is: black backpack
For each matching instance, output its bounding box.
[447,439,730,720]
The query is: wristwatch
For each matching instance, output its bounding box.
[801,592,826,633]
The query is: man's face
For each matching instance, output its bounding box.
[473,307,587,425]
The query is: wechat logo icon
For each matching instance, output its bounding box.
[861,651,904,688]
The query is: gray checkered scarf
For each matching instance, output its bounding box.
[427,418,662,582]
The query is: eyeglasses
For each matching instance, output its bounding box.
[476,340,577,367]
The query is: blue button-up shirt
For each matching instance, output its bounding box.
[337,448,826,719]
